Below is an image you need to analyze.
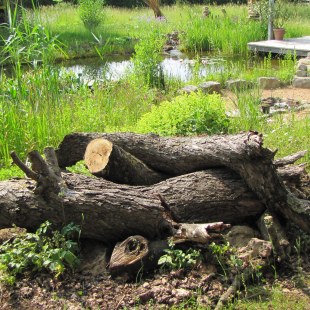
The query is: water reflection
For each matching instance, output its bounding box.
[61,51,230,83]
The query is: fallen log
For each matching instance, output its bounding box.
[84,138,167,185]
[56,133,310,233]
[0,150,265,242]
[56,132,263,173]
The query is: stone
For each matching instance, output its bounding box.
[298,58,310,66]
[138,291,154,304]
[226,110,241,117]
[226,79,252,91]
[225,225,259,247]
[178,85,198,94]
[296,62,307,71]
[173,288,191,300]
[199,81,221,94]
[296,70,307,77]
[238,238,272,260]
[0,227,27,245]
[293,77,310,88]
[258,77,281,90]
[20,286,34,298]
[274,102,289,109]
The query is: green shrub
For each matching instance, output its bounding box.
[132,29,166,89]
[158,241,201,271]
[135,91,229,136]
[0,221,80,285]
[78,0,105,32]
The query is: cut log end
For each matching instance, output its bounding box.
[84,138,113,174]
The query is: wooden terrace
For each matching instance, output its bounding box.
[248,36,310,57]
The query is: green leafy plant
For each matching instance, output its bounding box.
[78,0,105,32]
[272,0,290,29]
[0,221,80,285]
[132,28,165,89]
[158,241,201,271]
[136,91,229,136]
[208,242,231,277]
[0,0,65,84]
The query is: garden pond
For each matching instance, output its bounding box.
[59,50,284,83]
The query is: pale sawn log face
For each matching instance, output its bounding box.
[84,138,113,174]
[84,138,167,185]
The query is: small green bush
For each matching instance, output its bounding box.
[135,91,229,136]
[158,241,201,271]
[0,221,80,285]
[132,29,166,89]
[78,0,105,32]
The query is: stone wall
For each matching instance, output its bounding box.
[293,52,310,88]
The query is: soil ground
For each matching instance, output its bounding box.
[223,87,310,109]
[260,87,310,102]
[0,251,309,309]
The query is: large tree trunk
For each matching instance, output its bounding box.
[0,168,265,243]
[56,132,310,233]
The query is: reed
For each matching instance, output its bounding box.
[180,8,267,55]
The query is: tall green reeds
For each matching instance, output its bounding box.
[0,2,65,73]
[181,9,267,55]
[131,28,166,89]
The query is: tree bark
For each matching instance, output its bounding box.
[84,138,167,185]
[0,168,265,243]
[56,132,310,233]
[257,211,291,262]
[109,236,168,277]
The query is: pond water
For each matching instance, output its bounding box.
[1,50,281,83]
[60,50,274,83]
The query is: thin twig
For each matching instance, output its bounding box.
[274,150,308,167]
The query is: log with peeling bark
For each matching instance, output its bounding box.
[0,167,264,243]
[56,132,310,233]
[84,138,167,185]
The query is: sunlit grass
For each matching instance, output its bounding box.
[225,285,310,310]
[0,2,309,179]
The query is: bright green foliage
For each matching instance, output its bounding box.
[158,241,201,271]
[181,10,267,55]
[227,285,310,309]
[0,221,80,285]
[78,0,105,32]
[136,91,229,136]
[228,88,263,133]
[132,29,166,89]
[0,3,65,73]
[209,242,246,279]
